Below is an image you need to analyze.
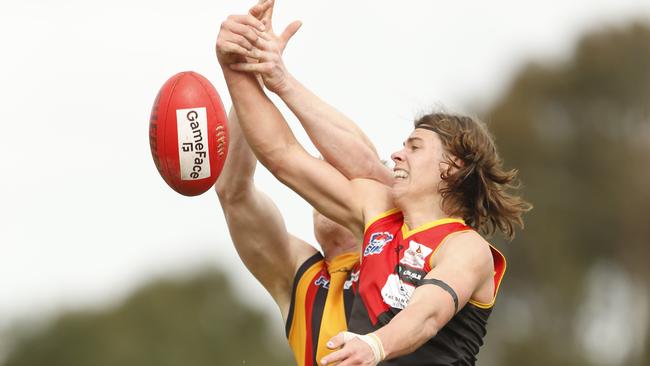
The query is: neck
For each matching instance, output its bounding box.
[396,194,450,229]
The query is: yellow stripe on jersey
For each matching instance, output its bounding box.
[401,218,466,239]
[315,252,359,362]
[468,244,507,309]
[364,208,401,232]
[287,256,324,366]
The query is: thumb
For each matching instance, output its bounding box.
[279,20,303,50]
[327,331,358,349]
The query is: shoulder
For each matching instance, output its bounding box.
[433,231,493,275]
[350,178,393,225]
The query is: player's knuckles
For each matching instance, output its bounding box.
[215,39,228,51]
[244,29,258,43]
[220,44,238,54]
[233,35,252,49]
[220,20,235,31]
[242,14,259,26]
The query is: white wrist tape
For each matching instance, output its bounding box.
[357,333,386,363]
[340,331,386,363]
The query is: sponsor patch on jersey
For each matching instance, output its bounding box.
[364,232,394,257]
[314,275,330,289]
[400,240,433,269]
[381,273,415,309]
[399,267,427,285]
[344,269,360,290]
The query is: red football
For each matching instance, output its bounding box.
[149,71,229,196]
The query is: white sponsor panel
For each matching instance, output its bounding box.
[381,274,415,309]
[344,269,360,290]
[177,107,211,180]
[400,240,433,269]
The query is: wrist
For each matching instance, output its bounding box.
[358,333,386,363]
[275,74,298,98]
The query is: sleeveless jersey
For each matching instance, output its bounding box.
[348,209,506,365]
[286,251,360,366]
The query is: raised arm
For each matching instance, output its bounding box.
[215,8,383,241]
[213,0,316,320]
[277,77,393,184]
[215,105,316,319]
[230,5,393,185]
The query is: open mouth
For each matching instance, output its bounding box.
[393,169,409,180]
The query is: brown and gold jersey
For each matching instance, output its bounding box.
[286,252,360,366]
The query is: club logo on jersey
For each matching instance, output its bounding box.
[364,232,394,257]
[381,273,415,309]
[400,240,433,269]
[314,275,330,289]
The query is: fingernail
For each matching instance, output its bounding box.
[327,341,333,347]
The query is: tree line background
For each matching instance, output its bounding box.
[2,21,648,366]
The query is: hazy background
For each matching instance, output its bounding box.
[1,0,648,365]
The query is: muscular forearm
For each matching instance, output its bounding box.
[277,76,393,184]
[221,67,299,173]
[374,296,449,360]
[214,107,257,202]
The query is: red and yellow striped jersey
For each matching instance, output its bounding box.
[285,251,360,366]
[348,209,506,365]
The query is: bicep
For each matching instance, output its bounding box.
[219,187,316,309]
[412,234,494,320]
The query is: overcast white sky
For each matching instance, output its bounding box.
[1,0,649,336]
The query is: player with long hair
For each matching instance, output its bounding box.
[216,1,531,364]
[214,2,391,365]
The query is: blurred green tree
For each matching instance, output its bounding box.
[2,270,293,366]
[482,22,649,366]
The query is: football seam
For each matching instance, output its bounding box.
[162,72,185,191]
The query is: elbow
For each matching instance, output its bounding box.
[215,180,253,205]
[259,146,293,178]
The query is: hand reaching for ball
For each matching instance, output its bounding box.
[216,0,302,95]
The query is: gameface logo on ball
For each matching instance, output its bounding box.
[364,232,394,257]
[177,107,210,180]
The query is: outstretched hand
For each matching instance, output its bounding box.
[252,0,302,55]
[230,0,302,94]
[215,10,266,66]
